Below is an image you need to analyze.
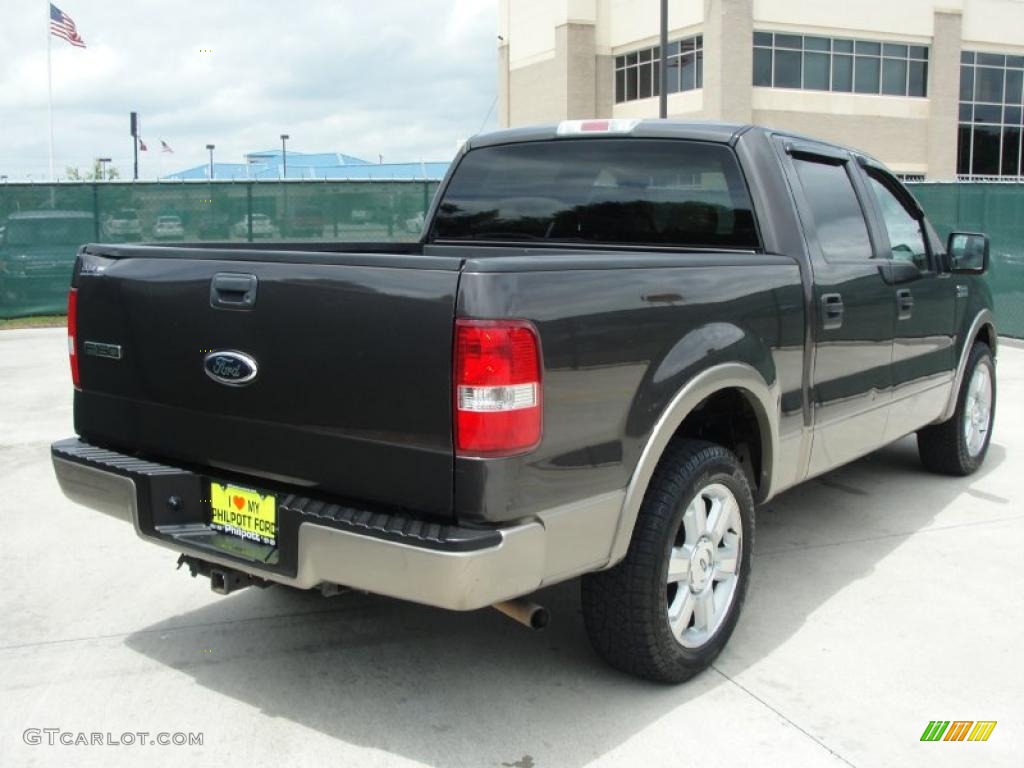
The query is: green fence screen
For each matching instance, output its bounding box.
[906,182,1024,339]
[1,180,1022,337]
[0,180,439,319]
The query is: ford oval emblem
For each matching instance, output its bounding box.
[203,350,258,386]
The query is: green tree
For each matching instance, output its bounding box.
[64,160,121,181]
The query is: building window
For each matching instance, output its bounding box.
[753,32,928,97]
[958,51,1024,178]
[615,34,703,104]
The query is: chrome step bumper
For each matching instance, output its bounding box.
[51,438,546,611]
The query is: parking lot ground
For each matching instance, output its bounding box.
[1,328,1021,768]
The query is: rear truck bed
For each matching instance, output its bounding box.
[53,242,552,611]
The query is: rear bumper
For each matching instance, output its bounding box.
[51,438,547,610]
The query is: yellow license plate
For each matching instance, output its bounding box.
[209,482,277,546]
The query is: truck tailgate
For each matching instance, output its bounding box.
[72,246,462,517]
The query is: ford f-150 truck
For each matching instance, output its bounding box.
[52,120,997,683]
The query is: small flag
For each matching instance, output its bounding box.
[50,4,86,48]
[138,138,148,151]
[160,140,174,153]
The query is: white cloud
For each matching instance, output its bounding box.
[0,0,498,179]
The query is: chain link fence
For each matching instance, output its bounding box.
[0,180,438,319]
[1,180,1021,337]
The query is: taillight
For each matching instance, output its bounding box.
[454,319,542,456]
[67,288,80,389]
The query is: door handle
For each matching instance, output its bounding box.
[210,273,258,310]
[896,288,914,320]
[821,293,844,330]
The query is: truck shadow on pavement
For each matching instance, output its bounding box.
[124,435,1007,767]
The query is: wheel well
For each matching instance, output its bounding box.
[976,323,996,353]
[671,388,763,494]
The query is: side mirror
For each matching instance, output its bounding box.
[947,232,990,274]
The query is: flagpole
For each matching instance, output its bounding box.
[46,1,55,181]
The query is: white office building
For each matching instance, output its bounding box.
[497,0,1024,179]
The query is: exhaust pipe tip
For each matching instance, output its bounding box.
[492,598,549,630]
[529,605,550,630]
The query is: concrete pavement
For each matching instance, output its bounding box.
[1,328,1021,767]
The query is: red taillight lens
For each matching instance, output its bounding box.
[67,288,80,388]
[454,319,542,456]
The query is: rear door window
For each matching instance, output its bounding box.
[431,139,759,249]
[792,157,874,262]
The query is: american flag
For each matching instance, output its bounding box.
[160,140,174,153]
[50,4,86,48]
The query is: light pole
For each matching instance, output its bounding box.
[97,157,112,180]
[280,134,291,238]
[130,111,140,181]
[659,0,668,118]
[206,144,215,180]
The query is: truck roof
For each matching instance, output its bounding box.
[465,119,885,172]
[467,119,752,150]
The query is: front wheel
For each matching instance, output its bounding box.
[917,342,996,476]
[581,440,754,683]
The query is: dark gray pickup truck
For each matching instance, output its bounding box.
[52,120,997,682]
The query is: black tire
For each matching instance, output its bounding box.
[917,342,996,476]
[581,440,755,683]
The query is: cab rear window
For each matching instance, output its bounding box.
[431,138,759,249]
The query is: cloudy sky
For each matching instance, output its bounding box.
[0,0,498,180]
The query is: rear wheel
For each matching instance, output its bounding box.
[917,342,995,476]
[581,440,754,683]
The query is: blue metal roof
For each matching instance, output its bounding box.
[244,150,371,167]
[318,162,451,180]
[162,150,449,181]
